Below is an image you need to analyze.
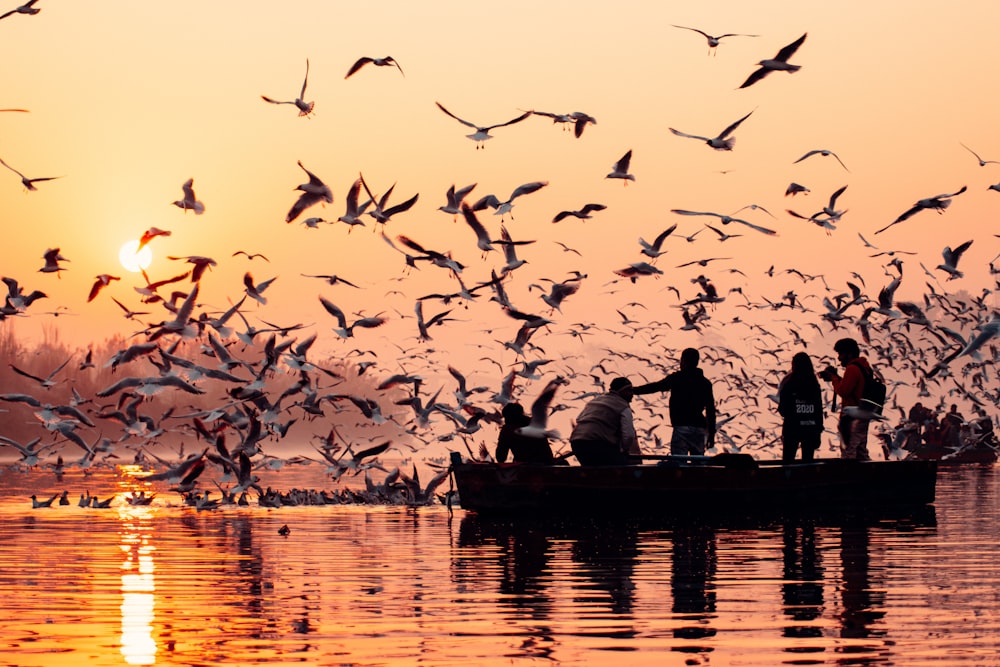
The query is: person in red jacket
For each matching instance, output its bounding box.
[819,337,872,460]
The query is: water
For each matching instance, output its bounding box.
[0,463,998,666]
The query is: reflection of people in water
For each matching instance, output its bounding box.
[781,519,824,639]
[838,518,886,639]
[571,521,641,620]
[670,523,717,649]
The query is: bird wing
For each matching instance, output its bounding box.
[774,33,807,62]
[615,150,632,172]
[510,181,548,200]
[382,192,419,219]
[875,205,920,234]
[718,110,753,139]
[299,58,310,97]
[345,57,372,79]
[730,217,777,236]
[318,297,348,329]
[669,128,710,142]
[738,66,770,89]
[461,204,493,247]
[435,102,477,129]
[485,110,532,131]
[650,223,678,250]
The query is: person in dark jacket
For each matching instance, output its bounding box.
[632,347,716,456]
[496,402,554,464]
[777,351,825,461]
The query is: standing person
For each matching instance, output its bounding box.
[632,347,716,456]
[819,337,873,461]
[569,377,641,465]
[940,404,964,448]
[777,352,825,462]
[496,402,554,464]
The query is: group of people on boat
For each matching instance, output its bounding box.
[494,337,884,466]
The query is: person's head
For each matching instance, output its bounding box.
[833,337,860,367]
[501,402,526,424]
[680,347,700,370]
[609,376,634,401]
[790,351,815,376]
[950,404,958,412]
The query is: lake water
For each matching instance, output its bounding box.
[1,462,998,666]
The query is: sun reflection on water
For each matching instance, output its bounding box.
[119,506,157,665]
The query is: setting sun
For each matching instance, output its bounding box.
[118,240,152,273]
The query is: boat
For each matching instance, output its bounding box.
[448,452,937,516]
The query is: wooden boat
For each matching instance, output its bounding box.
[449,452,938,515]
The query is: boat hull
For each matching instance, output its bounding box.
[452,458,938,515]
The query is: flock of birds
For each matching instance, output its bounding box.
[2,10,1000,511]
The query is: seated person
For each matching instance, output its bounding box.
[495,402,555,464]
[569,377,641,465]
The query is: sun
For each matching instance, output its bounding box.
[118,239,152,273]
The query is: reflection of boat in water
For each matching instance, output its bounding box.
[449,453,937,516]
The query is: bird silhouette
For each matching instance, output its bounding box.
[261,59,314,116]
[739,33,807,88]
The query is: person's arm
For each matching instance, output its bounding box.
[620,407,640,455]
[833,364,863,401]
[632,375,672,396]
[705,382,717,444]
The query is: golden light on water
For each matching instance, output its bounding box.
[119,509,156,665]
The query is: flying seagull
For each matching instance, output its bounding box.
[286,161,333,223]
[739,33,807,89]
[434,101,531,148]
[960,142,999,167]
[172,178,205,214]
[345,56,404,79]
[669,110,753,151]
[672,25,758,54]
[261,59,314,117]
[875,186,967,235]
[0,156,60,191]
[530,110,597,138]
[606,149,635,184]
[794,149,850,172]
[671,209,777,236]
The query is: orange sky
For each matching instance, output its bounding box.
[1,2,998,450]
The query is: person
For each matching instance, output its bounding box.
[495,402,555,464]
[632,347,716,456]
[569,377,641,465]
[777,351,825,462]
[940,404,964,448]
[818,337,874,461]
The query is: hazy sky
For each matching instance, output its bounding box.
[2,2,998,438]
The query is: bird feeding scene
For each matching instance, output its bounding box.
[1,2,1000,666]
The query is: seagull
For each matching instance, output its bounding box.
[638,223,678,260]
[286,161,333,223]
[434,101,531,148]
[0,1,40,21]
[705,224,743,242]
[335,178,372,231]
[243,272,277,304]
[172,178,204,214]
[39,248,69,276]
[516,376,567,440]
[785,182,810,196]
[232,250,269,262]
[739,33,807,89]
[87,274,120,302]
[496,225,533,274]
[261,59,314,117]
[472,181,548,219]
[359,174,419,225]
[530,110,597,138]
[300,273,360,288]
[875,186,967,235]
[671,209,777,235]
[671,25,758,54]
[137,226,171,251]
[552,203,606,223]
[9,357,70,389]
[669,110,753,151]
[345,56,404,79]
[319,297,387,339]
[960,142,999,166]
[935,240,973,280]
[31,493,58,508]
[786,185,848,229]
[166,255,216,282]
[613,262,663,282]
[0,156,60,191]
[437,182,477,218]
[793,149,850,172]
[459,203,495,255]
[95,374,206,398]
[677,256,732,269]
[606,149,635,184]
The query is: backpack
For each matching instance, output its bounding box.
[852,361,887,415]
